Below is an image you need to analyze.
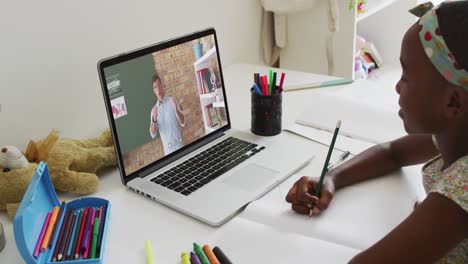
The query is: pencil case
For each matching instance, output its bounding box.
[13,162,110,264]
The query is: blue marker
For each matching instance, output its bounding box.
[252,83,262,95]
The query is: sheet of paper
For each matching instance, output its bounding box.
[284,123,374,155]
[239,166,420,251]
[294,94,406,144]
[212,218,359,263]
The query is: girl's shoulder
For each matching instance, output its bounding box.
[429,155,468,212]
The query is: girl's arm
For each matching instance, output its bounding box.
[349,192,468,263]
[286,134,439,213]
[330,134,439,189]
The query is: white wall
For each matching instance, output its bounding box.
[0,0,264,149]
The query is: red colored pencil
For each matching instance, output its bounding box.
[83,208,96,259]
[74,207,89,259]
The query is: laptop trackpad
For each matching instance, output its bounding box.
[222,164,279,192]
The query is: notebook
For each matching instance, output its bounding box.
[284,93,405,154]
[97,28,313,226]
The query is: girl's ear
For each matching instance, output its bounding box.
[444,85,468,119]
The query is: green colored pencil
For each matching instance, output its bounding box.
[90,216,99,258]
[315,120,341,198]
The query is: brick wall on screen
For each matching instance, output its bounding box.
[152,42,205,145]
[122,40,209,175]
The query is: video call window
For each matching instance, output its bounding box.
[104,35,228,175]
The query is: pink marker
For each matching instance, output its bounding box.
[278,72,286,93]
[34,212,52,258]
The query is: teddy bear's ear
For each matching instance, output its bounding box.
[25,130,59,162]
[25,140,39,162]
[36,130,59,162]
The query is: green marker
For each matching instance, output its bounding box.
[268,69,273,95]
[193,242,210,264]
[90,216,99,258]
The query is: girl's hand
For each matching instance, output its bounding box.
[285,175,336,216]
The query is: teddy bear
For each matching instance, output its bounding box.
[0,129,117,219]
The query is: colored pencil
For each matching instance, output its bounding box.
[90,216,99,258]
[33,212,51,258]
[83,208,96,259]
[41,206,58,251]
[96,205,107,257]
[70,209,83,260]
[58,208,75,261]
[48,202,65,248]
[66,210,81,260]
[282,78,353,92]
[311,120,341,216]
[75,207,89,259]
[51,209,71,262]
[98,205,103,227]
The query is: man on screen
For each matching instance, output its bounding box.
[149,73,186,155]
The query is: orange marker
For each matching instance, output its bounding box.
[203,244,220,264]
[41,206,59,251]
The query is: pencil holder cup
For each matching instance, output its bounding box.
[251,88,282,136]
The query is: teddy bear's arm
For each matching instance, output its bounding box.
[71,130,114,149]
[52,169,99,194]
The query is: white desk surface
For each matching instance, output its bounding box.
[0,64,425,263]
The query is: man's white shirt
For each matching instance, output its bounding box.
[150,96,185,155]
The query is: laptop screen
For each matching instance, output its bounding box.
[100,30,229,177]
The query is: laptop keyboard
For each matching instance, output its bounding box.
[149,137,265,196]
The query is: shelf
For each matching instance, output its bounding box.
[212,101,225,108]
[356,0,399,22]
[194,47,217,68]
[200,92,216,99]
[199,92,217,107]
[205,124,220,133]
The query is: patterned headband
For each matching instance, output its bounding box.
[409,1,468,90]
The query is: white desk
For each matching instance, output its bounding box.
[0,64,425,263]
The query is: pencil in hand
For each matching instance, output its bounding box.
[310,120,341,216]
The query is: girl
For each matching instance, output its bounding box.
[285,1,468,263]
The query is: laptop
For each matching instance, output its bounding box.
[97,28,313,226]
